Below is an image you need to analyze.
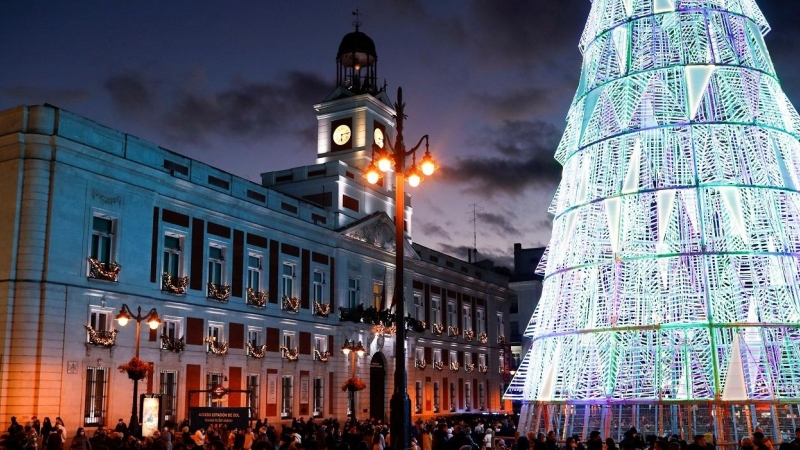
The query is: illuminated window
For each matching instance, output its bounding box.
[415,380,423,414]
[431,296,441,327]
[433,381,440,413]
[413,293,424,321]
[206,372,224,406]
[163,234,183,279]
[248,254,263,290]
[478,382,485,410]
[313,270,325,303]
[84,366,108,426]
[160,371,178,423]
[90,215,115,264]
[465,382,472,411]
[313,378,324,417]
[247,375,260,419]
[476,308,486,334]
[208,244,225,286]
[447,300,457,327]
[462,304,472,330]
[449,381,456,412]
[348,278,360,308]
[281,376,293,418]
[282,263,296,298]
[373,281,383,309]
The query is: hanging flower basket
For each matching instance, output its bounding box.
[118,357,153,380]
[341,377,366,392]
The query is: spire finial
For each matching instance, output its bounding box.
[352,9,362,31]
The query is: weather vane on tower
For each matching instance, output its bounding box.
[352,9,362,31]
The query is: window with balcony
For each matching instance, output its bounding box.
[465,382,472,411]
[431,296,441,327]
[373,281,383,309]
[163,234,183,279]
[313,270,325,303]
[248,254,263,290]
[476,308,486,334]
[90,216,114,264]
[449,381,456,412]
[447,301,457,328]
[413,293,424,321]
[348,278,360,309]
[433,381,440,413]
[282,262,296,298]
[415,380,423,414]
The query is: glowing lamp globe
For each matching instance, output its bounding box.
[407,167,421,187]
[420,151,437,176]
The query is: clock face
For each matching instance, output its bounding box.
[332,124,351,146]
[374,127,385,148]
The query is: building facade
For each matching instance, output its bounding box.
[0,28,514,431]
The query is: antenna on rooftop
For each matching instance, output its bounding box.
[467,203,484,263]
[352,9,362,31]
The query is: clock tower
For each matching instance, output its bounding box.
[315,20,395,170]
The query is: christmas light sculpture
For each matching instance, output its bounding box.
[507,0,800,443]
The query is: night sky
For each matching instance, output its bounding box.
[3,1,799,268]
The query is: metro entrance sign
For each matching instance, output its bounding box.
[189,407,249,431]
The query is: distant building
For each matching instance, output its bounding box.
[0,25,514,430]
[509,244,545,371]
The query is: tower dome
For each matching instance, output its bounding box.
[336,17,379,95]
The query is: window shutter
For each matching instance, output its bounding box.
[299,332,312,354]
[229,323,244,349]
[266,327,280,352]
[186,317,204,345]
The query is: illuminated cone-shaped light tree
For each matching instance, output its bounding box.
[507,0,800,442]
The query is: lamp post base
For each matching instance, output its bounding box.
[389,393,411,450]
[129,379,140,438]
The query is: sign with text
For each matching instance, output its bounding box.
[190,407,249,430]
[267,374,278,404]
[141,396,161,438]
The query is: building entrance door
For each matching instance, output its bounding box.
[370,352,387,421]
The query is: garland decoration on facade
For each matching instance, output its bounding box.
[85,325,117,347]
[433,361,444,371]
[341,377,366,392]
[246,288,268,307]
[464,363,475,373]
[282,296,301,312]
[160,334,185,353]
[207,283,231,302]
[448,326,460,338]
[87,258,121,282]
[314,301,331,317]
[477,332,488,344]
[498,335,506,345]
[479,365,488,374]
[314,350,330,362]
[463,329,475,341]
[161,272,188,295]
[415,359,427,369]
[432,323,443,335]
[246,342,267,359]
[280,345,299,361]
[118,357,153,380]
[449,362,460,371]
[206,337,229,356]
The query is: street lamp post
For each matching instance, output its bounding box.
[364,86,438,450]
[341,339,366,422]
[115,303,161,437]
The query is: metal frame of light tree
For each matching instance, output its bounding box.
[507,0,800,444]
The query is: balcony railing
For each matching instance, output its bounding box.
[282,296,301,313]
[448,326,460,338]
[246,342,267,359]
[85,325,117,348]
[162,273,188,295]
[464,363,475,373]
[449,362,460,372]
[280,346,300,361]
[463,329,475,341]
[207,283,231,302]
[161,335,185,353]
[206,337,229,356]
[313,301,331,317]
[433,361,444,371]
[87,258,121,282]
[339,305,395,326]
[246,288,268,307]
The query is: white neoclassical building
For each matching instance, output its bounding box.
[0,26,515,432]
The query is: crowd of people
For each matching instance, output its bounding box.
[2,416,799,450]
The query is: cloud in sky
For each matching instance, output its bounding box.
[103,69,330,146]
[442,120,562,197]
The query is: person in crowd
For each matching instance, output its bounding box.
[54,419,66,444]
[545,432,558,450]
[46,428,64,450]
[607,437,619,450]
[790,429,800,450]
[587,431,602,450]
[70,428,91,450]
[161,426,173,450]
[9,417,24,436]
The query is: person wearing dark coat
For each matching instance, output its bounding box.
[545,432,558,450]
[587,431,603,450]
[432,424,449,450]
[446,426,478,450]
